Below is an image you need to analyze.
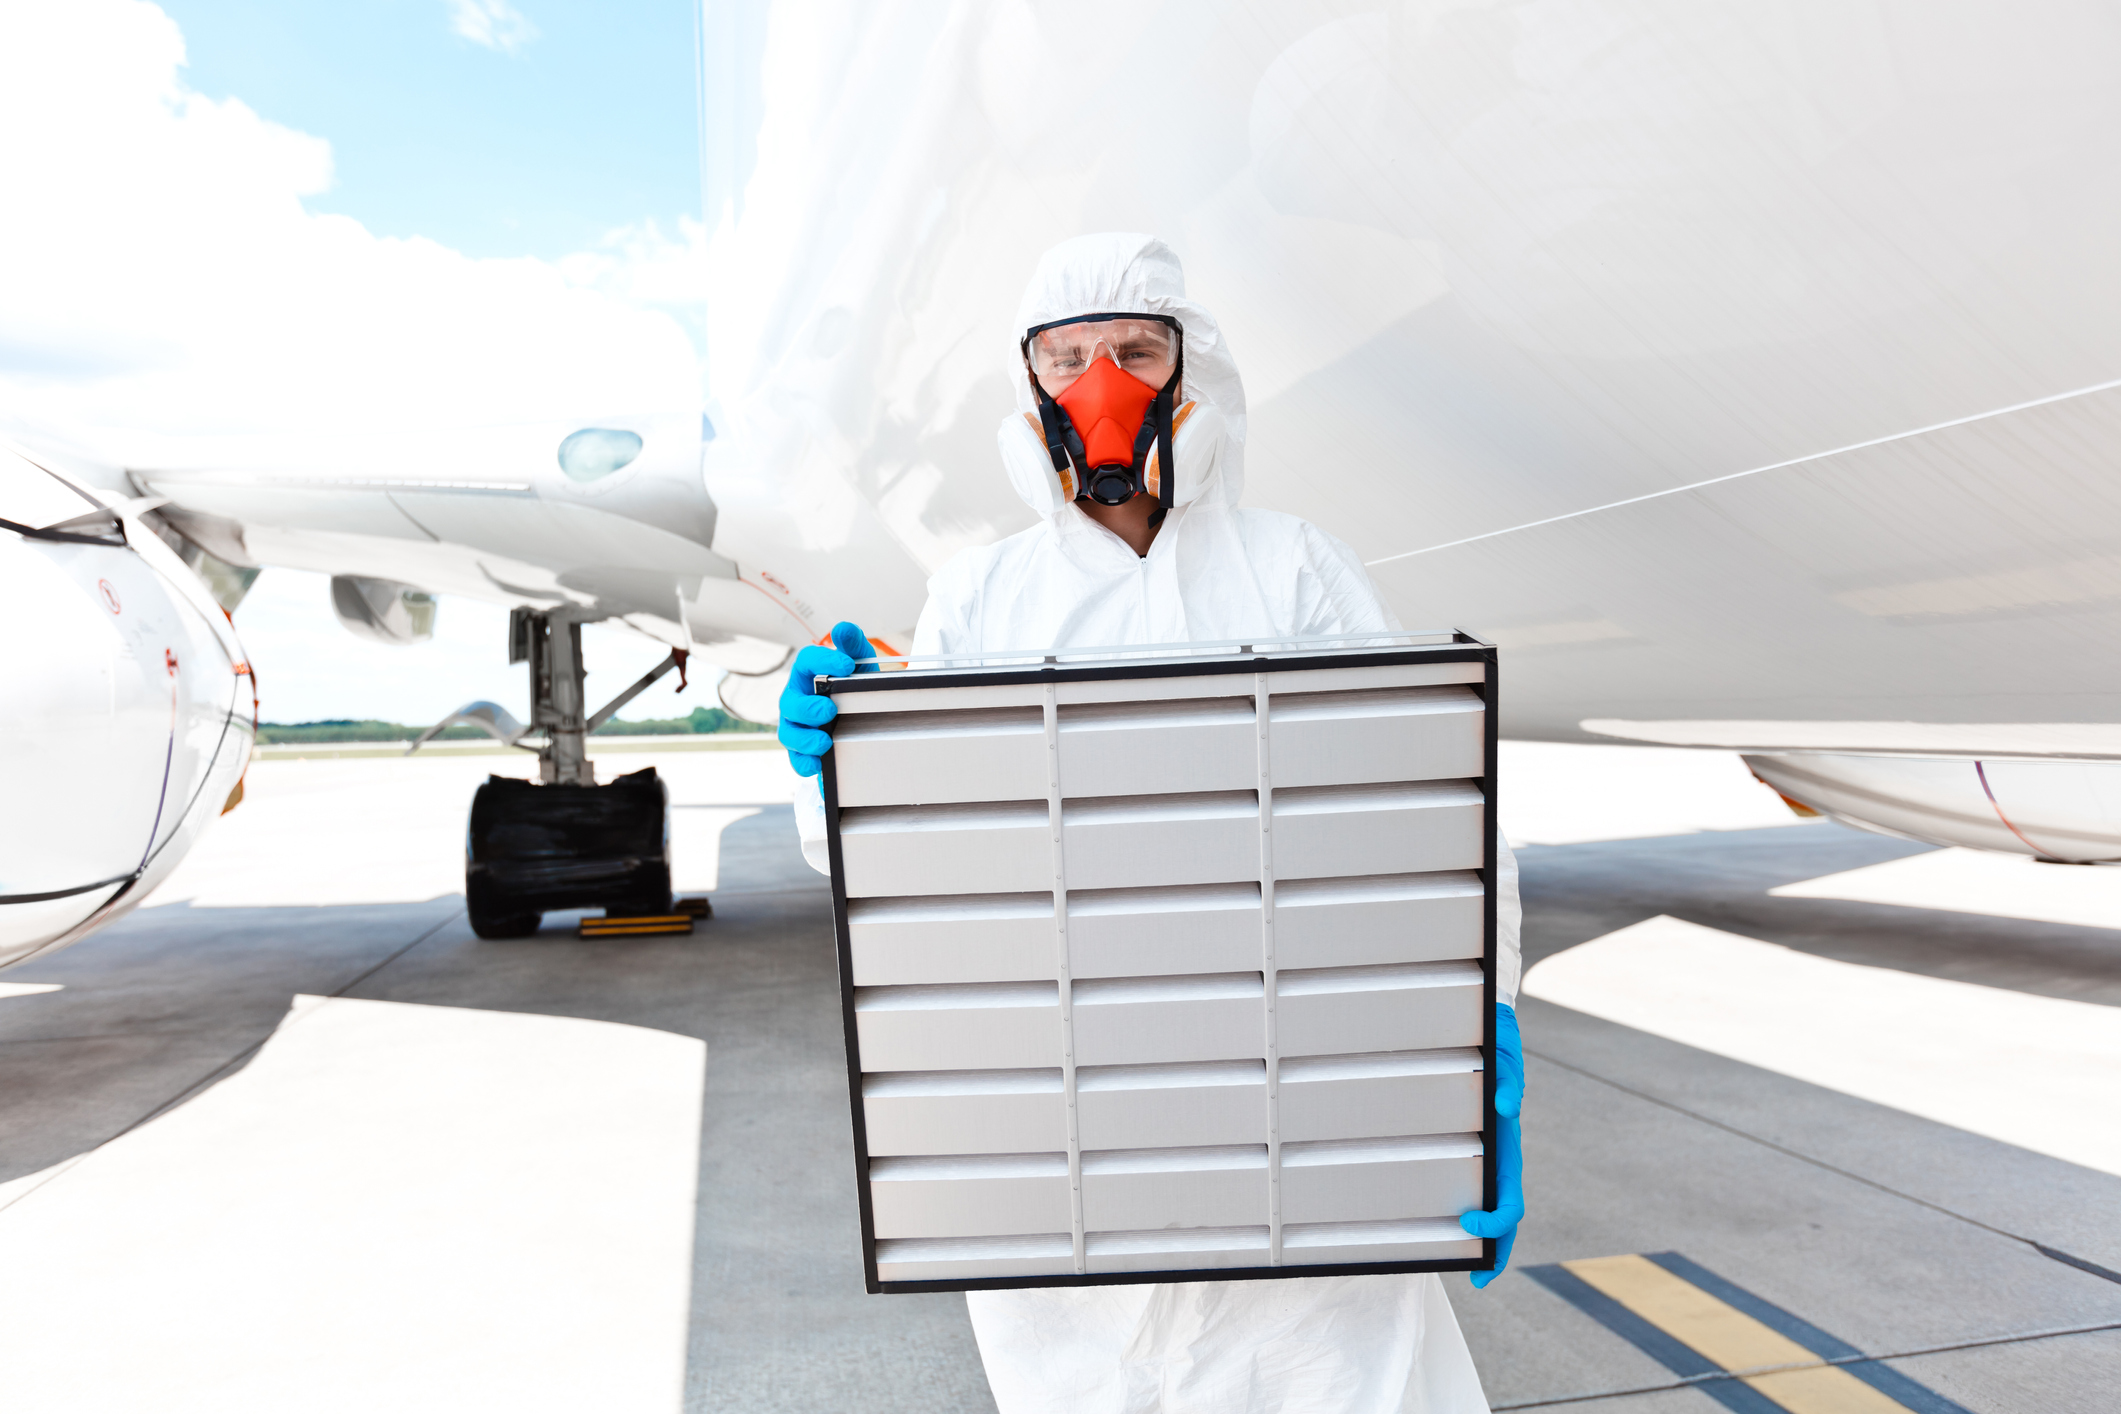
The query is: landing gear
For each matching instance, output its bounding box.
[462,609,689,938]
[467,768,672,938]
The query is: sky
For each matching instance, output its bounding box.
[1,0,723,724]
[237,569,699,727]
[157,0,702,262]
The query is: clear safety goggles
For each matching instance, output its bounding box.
[1022,313,1181,395]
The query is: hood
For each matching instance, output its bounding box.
[1000,233,1247,521]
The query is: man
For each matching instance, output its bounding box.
[783,233,1525,1413]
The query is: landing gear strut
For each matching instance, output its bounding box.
[464,609,688,939]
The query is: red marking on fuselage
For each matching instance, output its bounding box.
[1973,759,2069,861]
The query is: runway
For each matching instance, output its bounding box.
[1,742,2116,1411]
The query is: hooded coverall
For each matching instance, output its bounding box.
[799,232,1521,1414]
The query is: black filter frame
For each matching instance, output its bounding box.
[818,633,1501,1294]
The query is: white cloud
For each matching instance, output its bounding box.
[232,569,699,724]
[447,0,539,56]
[556,216,712,354]
[0,0,712,722]
[558,218,711,309]
[0,0,698,456]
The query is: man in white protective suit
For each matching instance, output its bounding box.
[782,233,1526,1414]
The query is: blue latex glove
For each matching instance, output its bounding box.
[1461,1002,1525,1287]
[778,622,875,777]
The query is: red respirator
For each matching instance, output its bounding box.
[1023,312,1184,508]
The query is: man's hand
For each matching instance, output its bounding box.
[1461,1002,1525,1288]
[777,622,875,777]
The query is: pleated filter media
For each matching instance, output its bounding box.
[818,635,1499,1292]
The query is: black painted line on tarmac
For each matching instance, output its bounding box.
[0,1030,249,1045]
[1526,1044,2119,1282]
[1643,1252,1974,1414]
[1523,1264,1779,1414]
[1491,1319,2121,1410]
[2035,1244,2121,1287]
[1523,1255,1972,1413]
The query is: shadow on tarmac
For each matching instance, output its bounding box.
[5,812,2118,1410]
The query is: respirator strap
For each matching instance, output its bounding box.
[1123,386,1177,508]
[1153,386,1175,509]
[1129,410,1160,489]
[1032,376,1087,477]
[1157,338,1184,508]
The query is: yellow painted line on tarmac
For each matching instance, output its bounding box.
[1562,1254,1914,1413]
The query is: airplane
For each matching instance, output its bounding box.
[1,444,254,968]
[674,0,2121,860]
[6,0,2119,964]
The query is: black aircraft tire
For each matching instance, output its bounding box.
[466,873,541,939]
[465,768,672,922]
[469,908,541,940]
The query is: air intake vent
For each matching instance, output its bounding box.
[819,634,1499,1291]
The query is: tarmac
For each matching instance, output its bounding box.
[1,741,2116,1412]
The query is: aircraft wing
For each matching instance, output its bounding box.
[94,410,936,688]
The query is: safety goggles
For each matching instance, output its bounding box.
[1021,313,1182,395]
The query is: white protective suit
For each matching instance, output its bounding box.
[798,234,1520,1414]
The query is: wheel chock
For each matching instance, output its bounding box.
[578,913,695,937]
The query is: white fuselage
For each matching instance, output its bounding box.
[13,0,2121,932]
[1,448,254,965]
[682,0,2121,857]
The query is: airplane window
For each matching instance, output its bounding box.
[556,428,643,481]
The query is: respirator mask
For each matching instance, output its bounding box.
[1022,313,1184,508]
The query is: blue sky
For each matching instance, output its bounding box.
[1,0,735,724]
[160,0,702,260]
[141,0,717,723]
